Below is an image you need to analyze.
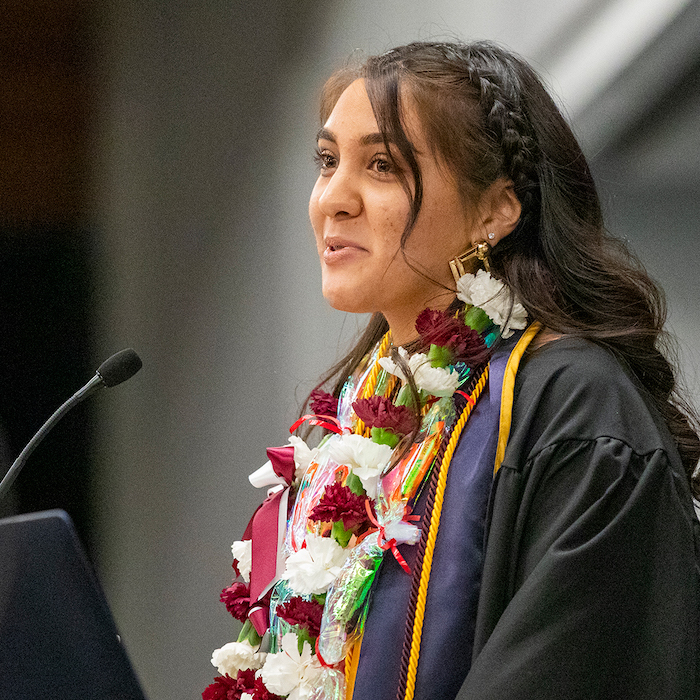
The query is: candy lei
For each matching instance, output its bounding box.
[204,270,528,700]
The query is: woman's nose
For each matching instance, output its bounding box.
[317,166,363,219]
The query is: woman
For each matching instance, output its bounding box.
[204,41,700,700]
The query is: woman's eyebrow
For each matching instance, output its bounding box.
[360,133,388,146]
[316,128,390,147]
[316,127,335,143]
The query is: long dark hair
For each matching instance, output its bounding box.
[310,40,700,496]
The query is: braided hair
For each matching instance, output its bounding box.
[313,41,700,495]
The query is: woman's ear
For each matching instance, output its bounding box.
[476,178,522,245]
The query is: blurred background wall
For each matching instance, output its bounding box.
[1,1,698,698]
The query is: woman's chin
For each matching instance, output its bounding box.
[322,287,375,315]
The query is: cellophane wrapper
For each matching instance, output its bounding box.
[308,667,346,700]
[267,578,298,654]
[316,535,384,664]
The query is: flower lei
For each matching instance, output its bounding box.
[203,270,527,700]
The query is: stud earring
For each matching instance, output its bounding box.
[487,232,496,241]
[449,241,491,283]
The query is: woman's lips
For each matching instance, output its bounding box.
[323,239,368,264]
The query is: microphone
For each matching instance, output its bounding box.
[0,348,143,501]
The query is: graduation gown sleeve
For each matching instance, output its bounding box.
[459,338,700,700]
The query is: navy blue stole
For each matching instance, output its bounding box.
[351,339,515,700]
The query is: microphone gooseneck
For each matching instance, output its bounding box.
[0,349,143,501]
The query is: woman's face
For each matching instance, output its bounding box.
[309,79,476,344]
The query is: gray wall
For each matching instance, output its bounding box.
[91,2,699,698]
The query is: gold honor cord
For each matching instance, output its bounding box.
[356,332,393,437]
[493,321,542,474]
[345,641,360,697]
[403,365,490,700]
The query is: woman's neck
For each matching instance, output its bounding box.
[385,292,456,347]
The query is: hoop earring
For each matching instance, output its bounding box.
[449,241,491,284]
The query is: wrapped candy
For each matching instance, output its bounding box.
[316,495,421,665]
[316,535,384,664]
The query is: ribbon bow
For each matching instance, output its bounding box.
[244,445,296,635]
[288,413,344,435]
[364,500,417,574]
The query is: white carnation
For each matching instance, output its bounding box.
[383,518,421,545]
[288,435,318,479]
[282,533,349,595]
[327,433,393,499]
[240,694,254,700]
[211,640,266,676]
[500,299,528,338]
[456,269,527,338]
[407,353,461,397]
[259,632,323,700]
[230,539,252,582]
[379,347,459,397]
[377,346,409,381]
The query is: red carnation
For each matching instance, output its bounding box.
[253,676,283,700]
[202,668,260,700]
[309,482,370,530]
[415,308,488,362]
[235,669,257,696]
[353,396,416,436]
[202,674,238,700]
[275,596,324,638]
[309,389,339,417]
[220,581,250,622]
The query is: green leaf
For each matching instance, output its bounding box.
[370,426,400,448]
[332,519,353,547]
[237,618,262,646]
[464,306,491,333]
[396,384,420,410]
[427,343,453,368]
[296,627,314,653]
[346,471,365,496]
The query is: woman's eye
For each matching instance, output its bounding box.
[314,149,337,171]
[370,156,394,175]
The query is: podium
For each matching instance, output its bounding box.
[0,510,147,699]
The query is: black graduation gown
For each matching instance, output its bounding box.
[460,337,700,700]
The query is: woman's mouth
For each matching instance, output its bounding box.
[323,239,367,264]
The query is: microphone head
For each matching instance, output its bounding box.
[97,348,143,387]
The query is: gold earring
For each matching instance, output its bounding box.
[449,241,491,283]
